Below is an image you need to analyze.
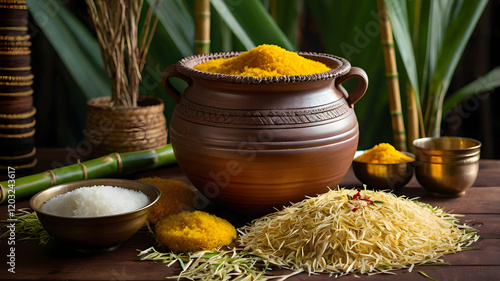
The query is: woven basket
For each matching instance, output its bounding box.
[84,96,168,156]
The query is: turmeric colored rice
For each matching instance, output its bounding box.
[194,44,331,77]
[355,143,414,164]
[155,211,237,253]
[137,177,195,223]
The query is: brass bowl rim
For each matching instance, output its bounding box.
[29,178,161,220]
[413,136,481,153]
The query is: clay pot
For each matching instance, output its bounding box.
[162,51,368,215]
[84,96,168,157]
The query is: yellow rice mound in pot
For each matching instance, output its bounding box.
[137,177,195,224]
[194,44,331,77]
[155,211,237,253]
[355,143,414,164]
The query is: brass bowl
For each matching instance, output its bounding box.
[413,137,481,197]
[29,179,160,252]
[352,151,415,190]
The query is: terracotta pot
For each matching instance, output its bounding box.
[162,51,368,215]
[84,96,168,157]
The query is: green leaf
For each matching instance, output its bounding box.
[443,66,500,113]
[211,0,253,50]
[147,0,194,57]
[307,0,393,148]
[211,0,294,50]
[384,0,420,95]
[425,0,487,136]
[385,0,489,137]
[141,0,197,132]
[432,0,488,93]
[27,0,110,100]
[268,0,302,46]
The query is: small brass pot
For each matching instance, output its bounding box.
[352,152,415,190]
[413,137,481,197]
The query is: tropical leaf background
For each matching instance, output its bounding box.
[27,0,499,158]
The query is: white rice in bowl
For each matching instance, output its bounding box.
[40,185,149,217]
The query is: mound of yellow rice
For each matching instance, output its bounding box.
[239,188,478,275]
[137,177,195,223]
[155,211,237,253]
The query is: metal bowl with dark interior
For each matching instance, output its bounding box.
[413,137,481,197]
[29,178,160,252]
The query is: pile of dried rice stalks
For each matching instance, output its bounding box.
[238,188,479,276]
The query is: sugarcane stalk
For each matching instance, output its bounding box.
[377,0,407,151]
[406,82,418,150]
[0,144,176,204]
[194,0,210,54]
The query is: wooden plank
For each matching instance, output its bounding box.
[476,160,500,187]
[395,186,500,214]
[0,150,499,281]
[443,239,500,266]
[282,266,500,281]
[461,214,500,239]
[2,235,498,280]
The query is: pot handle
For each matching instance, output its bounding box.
[162,64,193,103]
[335,67,368,108]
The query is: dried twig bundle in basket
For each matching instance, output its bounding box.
[86,0,158,107]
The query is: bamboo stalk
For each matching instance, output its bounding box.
[194,0,210,54]
[377,0,407,151]
[0,144,176,204]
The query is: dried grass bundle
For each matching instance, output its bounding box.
[86,0,158,107]
[239,188,479,275]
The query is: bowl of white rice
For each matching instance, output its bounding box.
[29,178,161,252]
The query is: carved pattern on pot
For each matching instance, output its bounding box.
[175,98,350,127]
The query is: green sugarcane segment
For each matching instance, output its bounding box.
[121,144,176,173]
[0,144,177,204]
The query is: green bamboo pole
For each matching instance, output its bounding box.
[377,0,407,151]
[194,0,210,54]
[0,144,176,203]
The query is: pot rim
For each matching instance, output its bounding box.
[176,51,351,84]
[413,136,482,153]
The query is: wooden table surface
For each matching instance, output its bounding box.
[0,148,499,281]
